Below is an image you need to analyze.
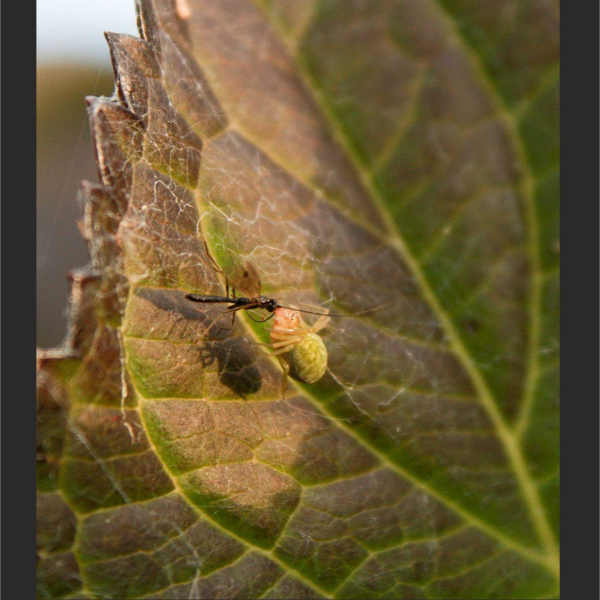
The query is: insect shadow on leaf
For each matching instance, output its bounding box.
[132,287,262,397]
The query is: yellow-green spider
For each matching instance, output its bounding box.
[266,305,331,398]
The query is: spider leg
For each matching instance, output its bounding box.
[309,315,331,334]
[297,302,330,313]
[270,325,298,334]
[271,336,304,349]
[270,330,307,342]
[248,339,296,355]
[248,346,292,399]
[271,326,307,336]
[295,303,333,322]
[277,356,290,399]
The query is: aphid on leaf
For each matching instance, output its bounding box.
[186,241,385,397]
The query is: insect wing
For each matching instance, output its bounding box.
[228,261,262,299]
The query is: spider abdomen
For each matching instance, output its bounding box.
[287,333,328,384]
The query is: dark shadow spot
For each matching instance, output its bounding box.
[461,317,481,334]
[133,287,262,397]
[195,337,262,398]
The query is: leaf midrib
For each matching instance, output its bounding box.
[245,0,558,574]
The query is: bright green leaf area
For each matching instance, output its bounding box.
[37,1,559,598]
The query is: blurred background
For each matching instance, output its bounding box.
[37,1,137,348]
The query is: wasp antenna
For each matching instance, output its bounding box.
[277,301,391,318]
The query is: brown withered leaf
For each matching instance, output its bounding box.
[37,1,559,598]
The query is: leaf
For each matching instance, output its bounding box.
[37,1,559,598]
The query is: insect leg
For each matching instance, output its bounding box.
[203,240,223,272]
[202,311,229,338]
[203,305,241,338]
[202,239,234,302]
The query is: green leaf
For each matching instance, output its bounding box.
[37,1,559,598]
